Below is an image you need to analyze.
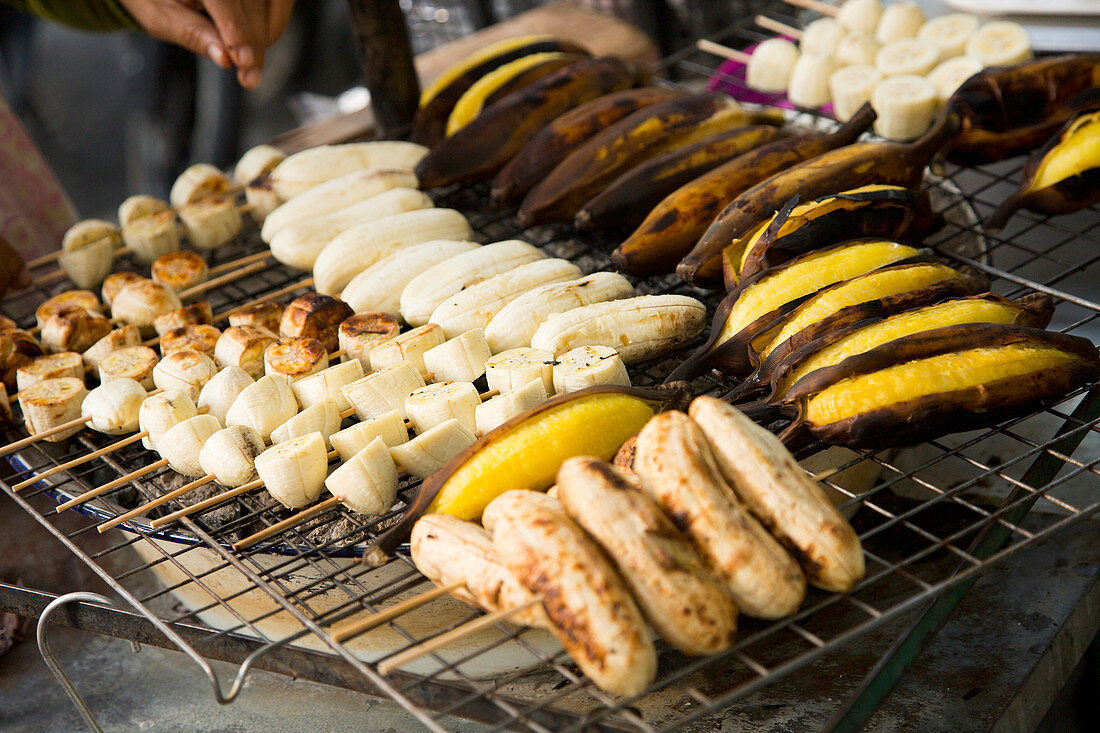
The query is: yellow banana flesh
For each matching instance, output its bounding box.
[446,52,566,135]
[420,34,552,106]
[1030,111,1100,191]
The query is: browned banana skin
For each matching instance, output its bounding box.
[575,125,792,231]
[610,103,877,278]
[946,54,1100,165]
[480,53,590,108]
[678,112,960,288]
[490,87,684,207]
[415,57,637,189]
[409,39,591,147]
[738,187,939,284]
[776,325,1100,450]
[518,92,784,226]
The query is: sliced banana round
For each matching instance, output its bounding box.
[388,418,476,478]
[325,436,399,516]
[801,17,847,56]
[484,347,555,395]
[35,291,102,329]
[119,198,180,265]
[928,55,984,103]
[264,337,328,384]
[405,381,480,435]
[835,33,880,68]
[178,195,243,250]
[60,220,118,289]
[99,345,159,390]
[290,359,364,412]
[228,300,283,333]
[369,323,445,376]
[102,273,147,308]
[787,52,838,108]
[341,361,424,420]
[474,379,548,437]
[829,64,884,122]
[254,431,329,509]
[872,74,938,141]
[197,365,253,425]
[159,413,221,478]
[214,325,278,379]
[837,0,882,36]
[422,328,493,383]
[233,144,286,187]
[16,352,84,392]
[160,324,221,357]
[875,38,939,77]
[80,377,146,435]
[965,21,1032,68]
[169,163,232,208]
[875,0,925,43]
[552,345,630,393]
[279,293,353,353]
[111,280,183,336]
[199,424,266,487]
[338,312,401,371]
[152,348,217,401]
[330,409,409,460]
[226,374,299,441]
[151,251,208,295]
[270,398,342,448]
[39,308,112,355]
[138,389,197,450]
[82,325,141,372]
[119,195,170,226]
[18,377,87,441]
[153,302,214,337]
[917,13,980,62]
[746,38,799,93]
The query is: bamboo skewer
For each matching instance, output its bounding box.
[97,471,231,532]
[331,580,465,643]
[781,0,840,17]
[695,39,751,64]
[0,414,95,457]
[28,247,138,287]
[11,431,147,492]
[231,496,341,550]
[756,14,804,39]
[207,250,273,277]
[55,458,169,513]
[176,260,269,299]
[150,478,262,528]
[28,269,69,287]
[377,597,545,675]
[213,277,314,323]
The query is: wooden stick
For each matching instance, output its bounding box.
[377,596,545,675]
[96,472,218,532]
[331,580,465,643]
[55,457,169,513]
[213,277,314,323]
[207,250,272,277]
[149,478,263,527]
[29,269,67,287]
[0,414,93,457]
[781,0,839,17]
[11,431,148,492]
[231,495,341,550]
[177,260,268,299]
[811,465,844,482]
[26,250,62,269]
[480,389,499,401]
[756,14,804,38]
[695,39,751,63]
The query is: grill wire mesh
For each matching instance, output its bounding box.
[4,8,1100,732]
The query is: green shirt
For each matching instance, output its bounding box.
[2,0,138,32]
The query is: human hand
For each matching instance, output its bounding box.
[0,236,31,299]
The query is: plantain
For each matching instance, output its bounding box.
[946,53,1100,165]
[677,112,960,287]
[731,185,939,287]
[518,93,785,226]
[987,110,1100,231]
[415,57,637,189]
[363,383,691,564]
[410,36,590,147]
[670,240,928,380]
[490,87,683,207]
[610,104,876,278]
[575,125,792,231]
[773,324,1100,450]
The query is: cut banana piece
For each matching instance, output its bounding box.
[197,365,253,424]
[228,301,283,333]
[405,380,480,434]
[270,398,342,448]
[82,326,141,371]
[389,418,476,478]
[331,410,409,459]
[325,436,399,515]
[111,280,183,336]
[39,308,111,354]
[226,374,299,441]
[918,13,980,62]
[401,240,546,327]
[102,273,146,308]
[290,359,364,412]
[875,38,939,77]
[369,323,445,376]
[119,196,180,265]
[264,337,328,384]
[837,0,882,36]
[484,271,635,354]
[928,55,983,103]
[153,302,214,337]
[160,324,221,358]
[338,313,401,371]
[875,0,925,43]
[254,432,329,509]
[279,293,353,353]
[552,345,630,393]
[423,328,493,383]
[801,18,847,56]
[829,64,884,122]
[152,348,217,401]
[746,38,799,93]
[234,144,286,186]
[170,163,232,208]
[60,220,120,289]
[340,239,480,315]
[80,377,146,435]
[531,294,707,364]
[872,74,937,141]
[836,33,880,68]
[35,291,102,328]
[474,379,548,436]
[199,424,265,487]
[313,208,474,296]
[151,251,208,295]
[268,142,429,200]
[261,168,419,243]
[429,258,582,339]
[342,361,424,420]
[178,195,242,250]
[965,21,1032,68]
[119,195,170,226]
[788,53,838,108]
[484,347,555,395]
[268,187,433,271]
[214,325,278,379]
[139,389,197,450]
[160,414,222,477]
[98,345,159,390]
[16,352,84,392]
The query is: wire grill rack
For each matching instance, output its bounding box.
[4,9,1100,733]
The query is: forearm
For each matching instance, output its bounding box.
[2,0,138,32]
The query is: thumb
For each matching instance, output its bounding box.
[123,0,232,68]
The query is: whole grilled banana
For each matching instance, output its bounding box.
[268,142,428,200]
[520,93,784,226]
[340,240,479,316]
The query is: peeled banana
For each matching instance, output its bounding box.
[422,329,494,383]
[138,389,197,450]
[178,195,242,250]
[474,379,549,436]
[254,431,329,509]
[342,361,424,420]
[326,436,399,515]
[290,359,364,413]
[17,351,84,391]
[389,418,477,478]
[874,38,939,77]
[197,365,254,424]
[337,312,401,371]
[405,380,480,435]
[746,38,799,93]
[369,323,445,377]
[965,21,1032,68]
[160,414,222,478]
[267,141,428,201]
[80,377,146,435]
[484,347,555,395]
[225,374,299,441]
[264,337,328,384]
[270,398,342,448]
[215,325,277,379]
[871,74,938,141]
[119,197,180,265]
[787,53,838,109]
[339,240,479,316]
[199,425,265,487]
[98,345,159,390]
[331,410,409,459]
[59,220,119,289]
[552,345,630,393]
[111,280,183,336]
[875,1,925,44]
[918,13,980,62]
[152,348,218,401]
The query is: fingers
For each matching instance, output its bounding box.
[117,0,232,68]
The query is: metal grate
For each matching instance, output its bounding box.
[4,7,1100,731]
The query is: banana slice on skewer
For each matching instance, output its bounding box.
[152,348,217,401]
[965,21,1032,68]
[254,431,329,509]
[35,291,102,328]
[342,361,424,420]
[99,345,159,389]
[331,410,409,459]
[552,345,630,393]
[199,424,266,486]
[746,38,800,93]
[270,398,342,447]
[235,144,286,223]
[835,33,880,67]
[788,53,838,108]
[474,379,548,436]
[228,301,283,332]
[197,365,253,424]
[325,436,399,516]
[139,389,197,450]
[215,325,278,379]
[119,196,180,265]
[830,65,884,122]
[389,418,476,478]
[872,74,937,141]
[837,0,882,36]
[111,280,183,336]
[153,302,214,337]
[178,195,243,250]
[484,347,555,395]
[16,352,84,391]
[801,18,847,56]
[82,326,141,371]
[60,220,120,289]
[151,251,209,296]
[80,377,146,434]
[160,414,222,477]
[405,381,480,435]
[290,359,364,412]
[280,293,353,353]
[40,308,112,354]
[102,273,147,308]
[338,313,401,371]
[369,323,445,376]
[160,324,221,357]
[928,55,983,104]
[226,374,298,441]
[264,337,328,384]
[170,163,232,208]
[18,377,87,441]
[422,329,493,383]
[875,1,925,43]
[875,38,939,77]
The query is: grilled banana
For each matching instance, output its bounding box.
[270,398,342,448]
[111,280,183,336]
[228,301,283,333]
[225,373,299,441]
[405,380,480,435]
[35,291,102,328]
[342,361,424,420]
[162,324,219,360]
[197,365,254,424]
[102,273,146,309]
[199,425,265,487]
[331,410,409,458]
[234,144,286,223]
[553,345,630,393]
[530,294,706,364]
[39,307,112,354]
[18,377,87,441]
[178,195,242,250]
[138,389,197,450]
[338,312,401,371]
[98,345,159,389]
[421,329,493,383]
[268,141,428,200]
[118,197,180,264]
[484,347,555,395]
[152,348,218,401]
[340,240,479,316]
[326,436,399,515]
[2,331,43,390]
[170,163,231,208]
[160,414,222,477]
[264,337,328,383]
[255,432,329,509]
[153,302,214,337]
[59,220,119,289]
[369,323,445,377]
[474,379,548,436]
[151,251,208,295]
[16,352,83,392]
[389,418,477,478]
[280,293,354,353]
[80,377,146,435]
[214,325,278,379]
[82,325,140,372]
[290,359,364,413]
